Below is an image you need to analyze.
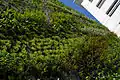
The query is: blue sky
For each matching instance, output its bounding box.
[59,0,99,22]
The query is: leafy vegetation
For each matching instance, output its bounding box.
[0,0,120,80]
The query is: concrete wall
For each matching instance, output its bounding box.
[81,0,120,37]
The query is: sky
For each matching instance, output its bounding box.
[59,0,100,22]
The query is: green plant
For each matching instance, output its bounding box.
[0,0,120,80]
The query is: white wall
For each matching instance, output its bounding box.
[81,0,120,37]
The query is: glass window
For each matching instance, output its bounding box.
[96,0,106,8]
[106,0,120,17]
[89,0,93,2]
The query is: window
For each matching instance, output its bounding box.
[89,0,93,2]
[96,0,106,8]
[106,0,120,17]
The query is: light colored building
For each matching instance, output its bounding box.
[81,0,120,36]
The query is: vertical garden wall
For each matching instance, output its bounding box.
[0,0,120,80]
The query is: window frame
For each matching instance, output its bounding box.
[106,0,120,17]
[89,0,93,2]
[96,0,106,8]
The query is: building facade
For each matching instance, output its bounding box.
[81,0,120,36]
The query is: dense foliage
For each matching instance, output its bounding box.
[0,0,120,80]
